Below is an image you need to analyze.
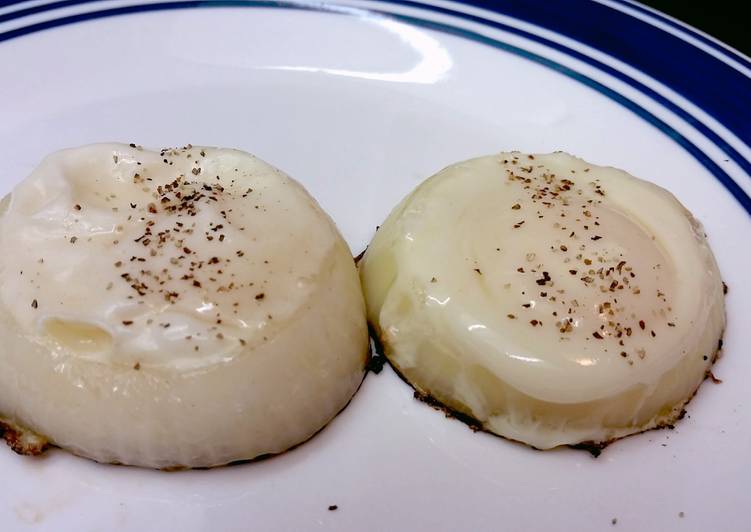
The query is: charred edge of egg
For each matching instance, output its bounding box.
[0,243,374,469]
[0,418,48,456]
[365,322,389,375]
[0,351,373,470]
[354,247,368,265]
[371,325,725,455]
[360,151,726,454]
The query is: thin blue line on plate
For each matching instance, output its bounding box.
[0,0,749,214]
[386,0,751,182]
[432,0,751,144]
[3,0,750,186]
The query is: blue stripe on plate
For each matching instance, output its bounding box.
[447,0,751,145]
[0,0,85,24]
[0,0,31,9]
[0,0,749,214]
[389,0,751,181]
[609,0,751,71]
[3,0,749,184]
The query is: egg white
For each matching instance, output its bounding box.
[0,144,368,468]
[360,152,725,450]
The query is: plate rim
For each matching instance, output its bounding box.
[1,0,750,217]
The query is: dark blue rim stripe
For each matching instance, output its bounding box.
[447,0,751,147]
[4,2,751,138]
[389,0,751,181]
[0,0,749,215]
[2,0,750,183]
[0,0,88,24]
[610,0,751,71]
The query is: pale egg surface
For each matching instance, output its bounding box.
[0,144,368,468]
[360,152,725,449]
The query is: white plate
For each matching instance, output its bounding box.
[1,1,750,531]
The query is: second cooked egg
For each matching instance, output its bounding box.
[359,152,725,450]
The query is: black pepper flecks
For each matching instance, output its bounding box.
[87,145,287,347]
[498,155,674,364]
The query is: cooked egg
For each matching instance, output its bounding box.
[0,144,368,468]
[360,152,725,450]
